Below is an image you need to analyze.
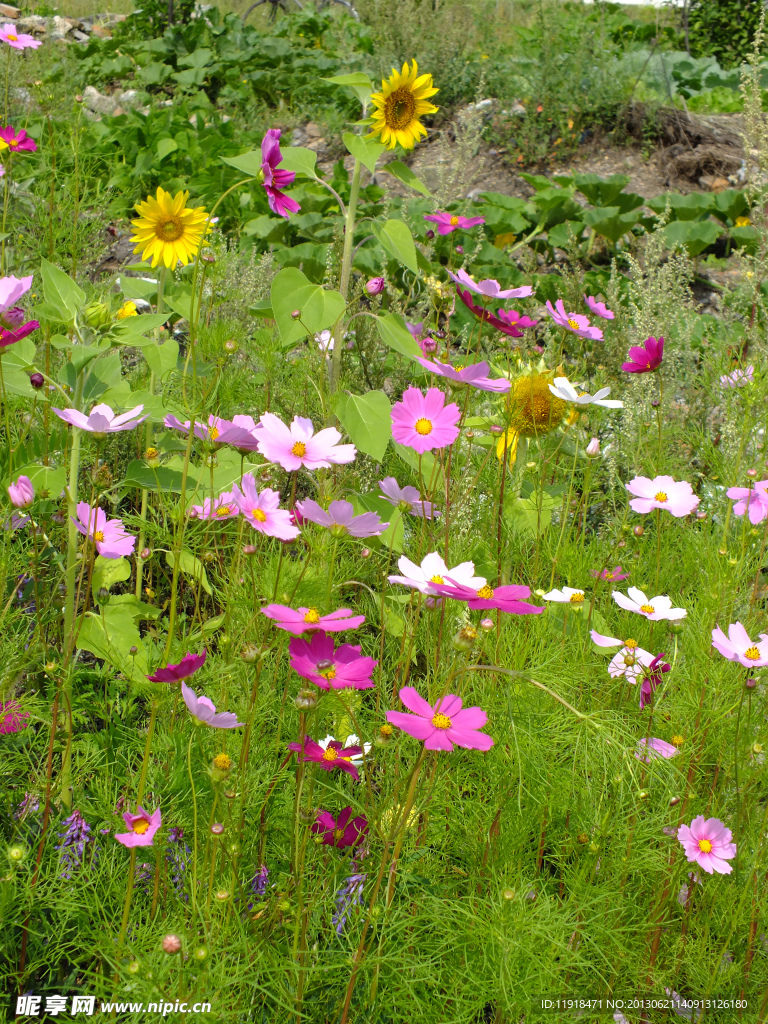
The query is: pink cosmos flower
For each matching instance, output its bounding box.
[423,211,485,235]
[73,502,136,558]
[261,604,365,634]
[591,565,629,582]
[0,24,41,49]
[639,653,670,710]
[311,807,368,849]
[254,412,356,471]
[431,578,544,615]
[378,477,437,518]
[287,735,363,780]
[711,621,768,667]
[0,126,36,152]
[147,651,206,683]
[406,321,437,354]
[635,737,679,762]
[115,806,162,848]
[391,387,460,454]
[545,299,603,341]
[289,630,376,690]
[612,587,686,621]
[0,274,32,310]
[726,480,768,524]
[188,491,240,521]
[0,699,29,733]
[626,475,700,517]
[366,277,385,295]
[260,128,300,219]
[388,551,485,596]
[415,356,511,393]
[54,403,148,434]
[8,475,33,508]
[387,686,494,751]
[454,288,525,338]
[677,816,736,875]
[493,307,538,330]
[720,365,753,388]
[584,295,614,320]
[181,681,244,728]
[231,473,299,540]
[447,268,533,299]
[295,498,388,538]
[163,413,259,450]
[622,336,664,373]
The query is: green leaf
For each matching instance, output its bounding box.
[40,258,86,320]
[249,300,274,319]
[583,206,640,243]
[92,555,131,600]
[354,493,403,553]
[375,313,422,359]
[372,219,419,274]
[335,390,391,462]
[164,291,192,320]
[220,150,262,178]
[504,492,559,538]
[123,459,186,493]
[571,172,630,206]
[156,137,178,162]
[343,132,386,174]
[393,441,445,492]
[166,548,213,596]
[382,160,433,197]
[15,462,67,498]
[118,277,157,301]
[270,267,345,345]
[323,71,373,104]
[76,606,147,683]
[112,314,169,341]
[142,337,179,378]
[663,219,722,257]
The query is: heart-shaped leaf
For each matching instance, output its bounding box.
[343,132,386,174]
[270,268,345,345]
[335,390,391,462]
[382,160,432,197]
[373,219,419,274]
[375,314,422,359]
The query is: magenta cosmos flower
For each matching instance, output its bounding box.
[494,307,537,330]
[312,807,368,849]
[378,477,437,518]
[231,473,299,540]
[147,650,206,683]
[0,317,38,348]
[115,806,162,848]
[0,24,41,49]
[677,816,736,875]
[288,735,363,780]
[181,681,244,728]
[295,498,388,538]
[727,480,768,524]
[635,737,679,762]
[289,630,376,690]
[639,653,670,710]
[721,365,754,388]
[545,299,603,341]
[584,295,614,320]
[452,288,526,338]
[432,578,543,615]
[260,128,300,219]
[387,686,494,752]
[391,387,460,454]
[164,413,259,450]
[415,356,511,393]
[622,336,664,373]
[712,622,768,668]
[188,490,240,521]
[626,475,700,517]
[612,587,686,621]
[73,502,135,558]
[591,565,629,582]
[448,268,532,300]
[8,475,33,508]
[0,699,29,733]
[254,412,355,471]
[54,403,148,434]
[423,211,485,235]
[261,604,365,635]
[0,126,36,153]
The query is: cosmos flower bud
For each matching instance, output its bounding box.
[241,644,259,663]
[29,372,44,388]
[8,843,27,863]
[295,688,318,710]
[242,544,257,556]
[633,525,644,537]
[210,822,225,836]
[480,617,495,632]
[96,587,110,605]
[8,475,34,508]
[585,437,600,459]
[140,547,151,560]
[360,548,371,558]
[290,309,302,320]
[425,229,435,239]
[1,305,25,329]
[746,677,757,689]
[366,277,385,295]
[127,961,140,975]
[224,339,237,353]
[193,947,208,962]
[162,934,182,955]
[453,625,478,651]
[421,335,438,354]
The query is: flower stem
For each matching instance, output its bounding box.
[328,157,362,404]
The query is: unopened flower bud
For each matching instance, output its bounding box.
[696,510,707,520]
[651,398,660,408]
[669,796,680,807]
[224,338,237,353]
[242,544,257,556]
[210,822,225,836]
[290,309,302,320]
[747,468,758,479]
[638,790,648,800]
[193,947,208,962]
[129,646,139,656]
[366,277,385,295]
[29,372,44,389]
[585,437,600,459]
[425,229,435,239]
[480,617,494,632]
[746,677,757,690]
[127,960,140,975]
[455,245,464,254]
[295,688,318,710]
[465,430,474,439]
[241,644,259,663]
[8,843,27,863]
[668,620,685,635]
[83,301,112,329]
[489,424,504,435]
[203,551,216,563]
[162,934,182,955]
[421,336,438,353]
[8,475,34,509]
[633,525,644,538]
[96,587,110,605]
[360,548,371,558]
[140,547,151,560]
[203,253,216,264]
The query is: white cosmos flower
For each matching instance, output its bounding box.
[543,586,587,605]
[389,551,486,596]
[549,377,624,409]
[612,587,687,621]
[591,630,656,683]
[318,734,371,765]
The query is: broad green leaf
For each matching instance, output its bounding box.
[648,192,715,222]
[112,313,169,341]
[270,267,345,345]
[382,160,433,197]
[323,71,373,104]
[1,335,38,393]
[15,462,67,498]
[571,172,630,206]
[277,146,318,179]
[375,314,422,359]
[77,606,147,682]
[730,225,758,252]
[373,219,419,274]
[166,548,213,596]
[343,133,385,174]
[123,459,186,493]
[118,277,157,301]
[663,219,721,258]
[142,337,179,378]
[40,258,86,320]
[92,555,131,600]
[504,492,559,538]
[220,151,263,178]
[335,390,391,462]
[164,291,193,321]
[156,137,178,161]
[583,206,640,243]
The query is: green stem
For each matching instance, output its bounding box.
[0,354,11,473]
[328,157,362,403]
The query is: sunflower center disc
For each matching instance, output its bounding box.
[386,88,416,130]
[158,217,184,241]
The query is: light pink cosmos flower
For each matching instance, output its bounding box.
[584,295,614,320]
[388,551,485,596]
[181,681,244,728]
[261,604,365,634]
[386,685,494,752]
[415,357,511,393]
[231,473,299,540]
[626,475,700,517]
[0,274,32,310]
[726,480,768,524]
[591,565,629,582]
[295,498,388,538]
[188,491,240,521]
[591,631,656,684]
[8,475,33,508]
[54,403,148,434]
[635,737,679,763]
[115,806,162,848]
[260,128,300,219]
[73,502,136,558]
[289,630,376,690]
[163,413,259,450]
[720,365,754,388]
[677,816,736,875]
[612,587,687,621]
[711,621,768,668]
[378,477,437,518]
[545,299,603,341]
[423,211,485,235]
[391,387,460,454]
[447,268,533,299]
[254,412,356,471]
[0,23,41,49]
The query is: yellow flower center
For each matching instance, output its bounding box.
[431,713,452,729]
[252,508,267,522]
[477,584,495,599]
[9,139,17,147]
[429,574,444,584]
[640,604,655,614]
[133,819,150,835]
[605,572,614,580]
[158,216,184,241]
[318,664,336,679]
[385,86,417,130]
[208,427,219,441]
[216,505,231,516]
[415,417,433,436]
[6,33,17,40]
[380,723,393,736]
[145,447,159,459]
[322,747,338,762]
[334,827,345,843]
[567,318,580,330]
[569,592,585,603]
[213,753,232,771]
[671,735,684,747]
[698,839,712,853]
[654,491,668,503]
[291,441,307,457]
[94,530,105,542]
[303,608,321,624]
[625,638,638,648]
[744,645,761,660]
[449,216,459,226]
[507,373,567,438]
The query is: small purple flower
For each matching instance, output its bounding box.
[584,295,614,320]
[260,128,300,219]
[332,850,367,933]
[721,365,754,389]
[406,321,438,355]
[248,864,269,910]
[378,476,438,518]
[147,651,206,683]
[14,792,39,820]
[55,810,97,879]
[366,277,385,295]
[166,826,190,899]
[295,498,389,538]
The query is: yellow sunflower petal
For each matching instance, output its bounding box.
[496,430,519,466]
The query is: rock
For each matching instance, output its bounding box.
[90,24,112,38]
[0,4,20,18]
[50,15,75,38]
[291,128,306,146]
[82,84,118,116]
[11,86,31,105]
[305,138,327,154]
[115,89,140,108]
[304,122,322,139]
[16,15,47,33]
[73,30,89,42]
[699,174,730,192]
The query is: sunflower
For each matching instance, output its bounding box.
[130,187,209,269]
[496,365,569,466]
[367,60,439,150]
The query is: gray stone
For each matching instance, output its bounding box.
[115,89,141,108]
[49,15,75,38]
[82,84,118,115]
[15,15,46,33]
